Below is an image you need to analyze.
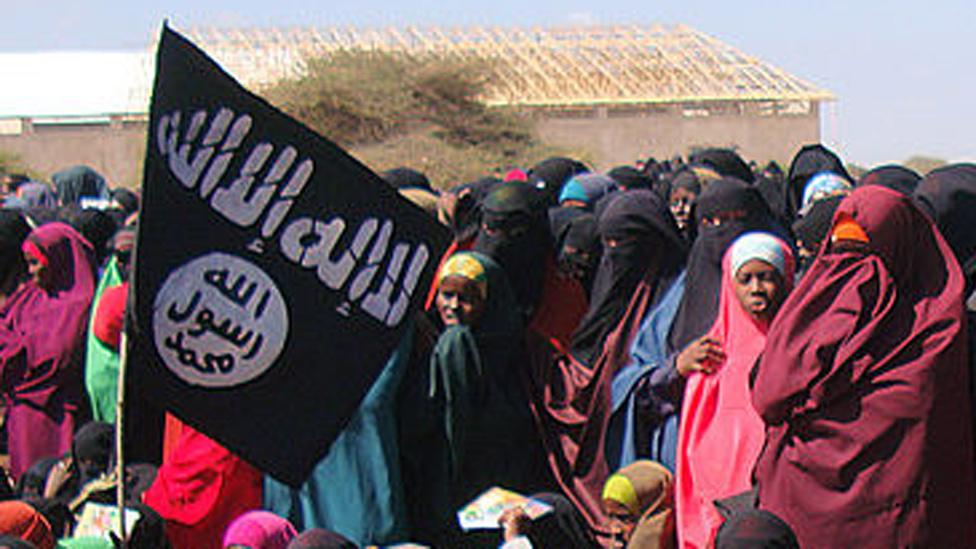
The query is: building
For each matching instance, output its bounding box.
[0,24,832,183]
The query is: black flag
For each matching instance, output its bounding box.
[127,25,450,486]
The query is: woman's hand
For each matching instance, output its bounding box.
[498,506,532,541]
[676,337,725,377]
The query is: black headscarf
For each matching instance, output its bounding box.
[857,164,921,195]
[111,188,140,216]
[59,206,119,267]
[557,213,600,296]
[688,148,754,183]
[914,163,976,289]
[22,497,72,539]
[127,502,172,549]
[380,167,432,191]
[607,166,654,190]
[785,144,851,219]
[51,165,109,207]
[792,194,843,273]
[287,528,358,548]
[569,190,686,364]
[72,422,115,487]
[549,206,588,254]
[0,210,30,286]
[473,182,552,317]
[528,157,588,206]
[715,509,800,549]
[755,174,789,228]
[15,457,60,500]
[444,177,499,244]
[667,177,778,353]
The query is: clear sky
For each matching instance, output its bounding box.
[2,0,974,167]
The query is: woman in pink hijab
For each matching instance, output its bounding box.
[222,510,297,549]
[674,232,794,548]
[1,222,95,478]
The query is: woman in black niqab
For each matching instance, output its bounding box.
[569,190,686,365]
[473,182,552,319]
[914,163,976,289]
[857,164,921,195]
[529,157,588,206]
[666,177,779,353]
[688,148,754,183]
[0,210,30,302]
[785,144,852,219]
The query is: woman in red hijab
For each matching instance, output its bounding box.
[1,222,95,478]
[751,185,976,547]
[675,232,794,549]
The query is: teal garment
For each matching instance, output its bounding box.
[84,256,122,422]
[264,330,413,546]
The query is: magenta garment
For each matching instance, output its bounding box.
[751,186,976,548]
[676,234,794,549]
[0,222,95,477]
[222,510,297,549]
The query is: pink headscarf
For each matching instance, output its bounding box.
[676,232,794,549]
[222,511,297,549]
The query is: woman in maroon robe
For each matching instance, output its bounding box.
[0,222,95,478]
[523,190,686,540]
[751,185,976,548]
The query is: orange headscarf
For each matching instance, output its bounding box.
[0,501,55,549]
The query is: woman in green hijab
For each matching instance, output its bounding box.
[403,251,552,546]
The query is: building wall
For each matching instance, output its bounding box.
[1,101,821,185]
[534,101,821,169]
[0,119,147,187]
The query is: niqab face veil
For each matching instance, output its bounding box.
[667,177,778,353]
[473,182,551,317]
[569,190,685,364]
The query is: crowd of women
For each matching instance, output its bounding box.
[0,143,974,549]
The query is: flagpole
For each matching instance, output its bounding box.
[115,330,128,545]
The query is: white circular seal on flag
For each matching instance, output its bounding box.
[152,252,288,387]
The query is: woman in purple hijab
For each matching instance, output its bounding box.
[1,222,96,478]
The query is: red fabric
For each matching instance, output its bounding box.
[676,237,793,549]
[22,240,48,267]
[751,186,976,548]
[0,500,55,549]
[523,273,659,540]
[143,417,262,549]
[528,257,588,350]
[424,239,472,309]
[93,282,128,350]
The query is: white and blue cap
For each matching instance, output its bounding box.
[730,232,787,276]
[801,171,852,214]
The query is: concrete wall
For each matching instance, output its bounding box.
[0,119,147,187]
[1,101,821,185]
[534,101,821,170]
